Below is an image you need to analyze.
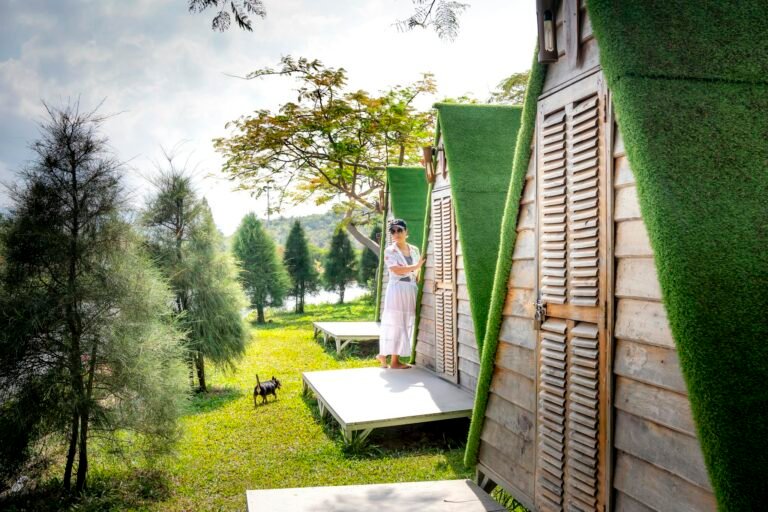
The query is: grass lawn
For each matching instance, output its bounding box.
[15,298,476,511]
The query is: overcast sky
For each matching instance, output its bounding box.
[0,0,536,235]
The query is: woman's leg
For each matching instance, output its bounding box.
[376,354,388,367]
[390,355,411,369]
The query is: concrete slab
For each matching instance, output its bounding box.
[246,479,505,512]
[302,366,474,442]
[312,321,381,353]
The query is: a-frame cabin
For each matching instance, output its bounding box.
[414,104,522,392]
[465,1,767,511]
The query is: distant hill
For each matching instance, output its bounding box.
[226,211,374,253]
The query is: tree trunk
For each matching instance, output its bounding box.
[339,286,345,304]
[298,282,305,313]
[63,410,79,490]
[347,222,379,254]
[74,411,88,493]
[195,352,207,392]
[256,303,265,324]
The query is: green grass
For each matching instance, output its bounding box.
[7,298,476,511]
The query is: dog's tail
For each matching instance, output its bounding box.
[255,374,262,392]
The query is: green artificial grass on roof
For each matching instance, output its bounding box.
[386,167,429,249]
[464,49,546,467]
[588,2,768,509]
[433,103,522,352]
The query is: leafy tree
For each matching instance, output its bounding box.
[283,221,318,313]
[0,103,187,495]
[358,225,381,291]
[191,0,468,40]
[323,226,357,304]
[233,213,289,323]
[214,56,436,253]
[189,0,265,31]
[143,166,248,392]
[489,70,530,105]
[395,0,470,41]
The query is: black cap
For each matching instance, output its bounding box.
[389,218,407,231]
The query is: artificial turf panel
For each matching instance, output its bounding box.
[433,103,522,352]
[589,2,768,508]
[386,166,429,249]
[463,50,546,467]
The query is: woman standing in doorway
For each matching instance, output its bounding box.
[378,219,425,369]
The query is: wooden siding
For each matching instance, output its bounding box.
[611,125,715,511]
[414,170,477,394]
[478,142,538,506]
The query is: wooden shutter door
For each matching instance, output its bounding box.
[535,72,609,512]
[432,189,458,382]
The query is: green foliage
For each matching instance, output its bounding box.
[233,213,289,323]
[0,103,187,494]
[465,49,546,467]
[143,168,248,391]
[185,202,249,369]
[358,225,381,290]
[283,221,319,313]
[214,56,436,235]
[489,70,530,105]
[323,225,357,303]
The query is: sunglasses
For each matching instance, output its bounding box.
[390,227,405,234]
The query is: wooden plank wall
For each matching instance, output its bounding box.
[415,171,478,395]
[611,126,716,511]
[476,144,538,508]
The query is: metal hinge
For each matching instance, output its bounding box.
[534,298,547,330]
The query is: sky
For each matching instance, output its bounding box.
[0,0,537,235]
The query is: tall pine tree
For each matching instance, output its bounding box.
[324,225,357,304]
[233,213,288,323]
[0,103,187,494]
[359,225,381,292]
[143,169,248,392]
[283,221,318,313]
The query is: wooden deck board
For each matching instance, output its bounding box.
[302,367,474,433]
[246,479,504,512]
[312,321,381,340]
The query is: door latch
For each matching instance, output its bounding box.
[534,298,547,330]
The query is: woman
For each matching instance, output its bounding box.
[377,219,425,369]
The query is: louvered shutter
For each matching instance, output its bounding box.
[535,74,608,512]
[432,190,458,382]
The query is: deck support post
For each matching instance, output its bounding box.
[476,469,497,494]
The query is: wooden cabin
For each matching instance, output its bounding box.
[375,167,428,320]
[464,1,768,510]
[414,104,521,392]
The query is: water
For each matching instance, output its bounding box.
[280,283,371,310]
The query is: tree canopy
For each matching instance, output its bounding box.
[214,56,435,252]
[323,226,357,304]
[283,220,319,313]
[233,213,289,323]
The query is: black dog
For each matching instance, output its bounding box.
[253,375,281,406]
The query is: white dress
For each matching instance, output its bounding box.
[379,242,421,357]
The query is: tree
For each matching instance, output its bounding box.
[143,166,249,392]
[488,70,530,105]
[232,213,289,323]
[189,0,266,31]
[323,226,357,304]
[395,0,470,41]
[283,221,318,313]
[0,103,187,495]
[191,0,468,40]
[359,225,381,292]
[214,56,436,253]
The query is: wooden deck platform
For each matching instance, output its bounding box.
[246,479,504,512]
[301,366,474,443]
[312,321,380,353]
